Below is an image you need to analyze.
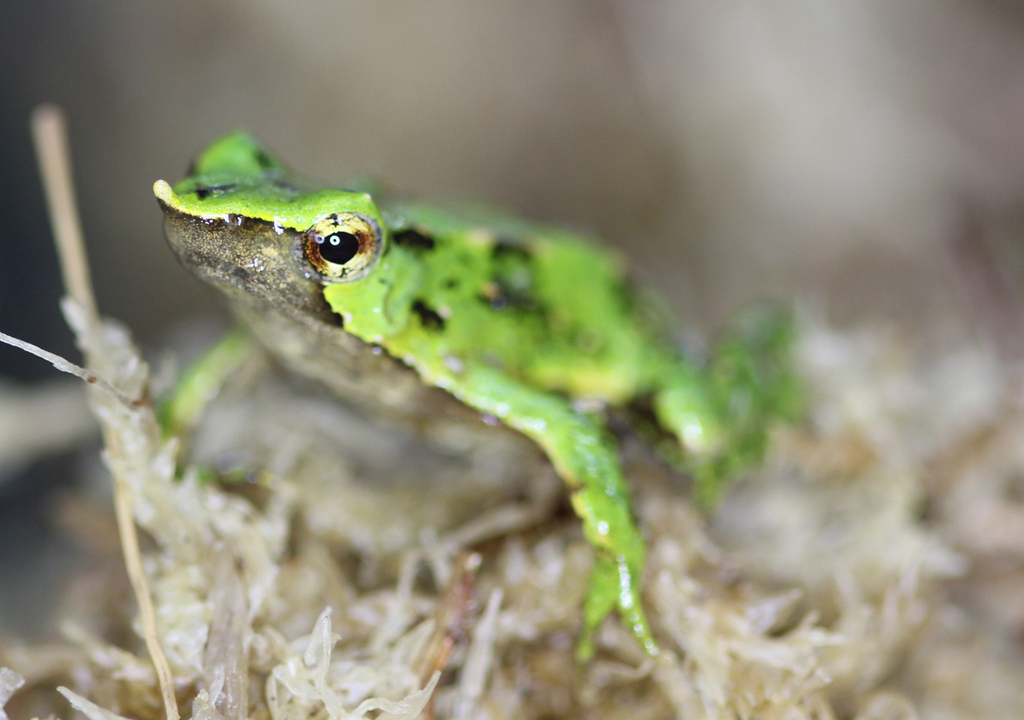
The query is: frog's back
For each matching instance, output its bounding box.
[374,200,672,403]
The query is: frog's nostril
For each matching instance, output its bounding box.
[193,182,238,200]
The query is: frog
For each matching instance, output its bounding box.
[153,130,799,660]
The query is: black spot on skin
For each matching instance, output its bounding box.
[491,237,532,260]
[477,287,540,312]
[444,278,459,289]
[412,299,445,330]
[254,149,276,170]
[500,284,537,310]
[194,182,239,200]
[393,229,436,251]
[487,238,538,312]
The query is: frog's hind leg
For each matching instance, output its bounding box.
[438,362,658,660]
[654,306,801,506]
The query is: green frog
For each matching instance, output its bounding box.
[154,131,799,660]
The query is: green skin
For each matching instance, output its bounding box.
[155,131,799,660]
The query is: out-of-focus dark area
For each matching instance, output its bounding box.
[3,1,1024,635]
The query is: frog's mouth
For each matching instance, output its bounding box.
[155,181,334,325]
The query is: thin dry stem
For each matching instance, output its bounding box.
[112,474,180,720]
[0,330,137,406]
[30,104,98,326]
[30,104,181,720]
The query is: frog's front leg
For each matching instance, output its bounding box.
[434,362,657,660]
[160,328,254,442]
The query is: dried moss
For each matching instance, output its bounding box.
[4,316,1024,719]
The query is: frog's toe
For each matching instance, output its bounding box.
[578,552,657,661]
[653,372,726,460]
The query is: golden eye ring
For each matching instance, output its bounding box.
[303,212,382,281]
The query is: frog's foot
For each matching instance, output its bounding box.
[655,306,801,506]
[652,366,724,459]
[578,551,658,662]
[653,367,727,505]
[698,305,801,503]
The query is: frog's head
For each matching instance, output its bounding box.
[154,131,388,320]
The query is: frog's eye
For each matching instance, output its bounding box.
[303,212,382,281]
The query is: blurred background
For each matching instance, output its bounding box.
[3,0,1024,635]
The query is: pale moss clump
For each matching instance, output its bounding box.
[4,312,1024,719]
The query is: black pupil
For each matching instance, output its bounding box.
[320,232,360,265]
